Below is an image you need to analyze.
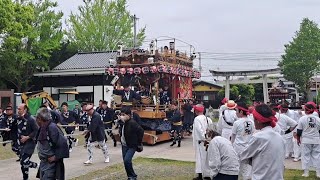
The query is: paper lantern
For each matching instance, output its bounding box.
[184,70,189,77]
[113,68,119,75]
[142,67,149,74]
[134,67,141,74]
[150,66,157,73]
[107,67,114,75]
[120,68,126,75]
[127,68,134,74]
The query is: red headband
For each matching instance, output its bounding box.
[252,109,277,128]
[305,106,315,114]
[194,105,204,112]
[236,106,249,115]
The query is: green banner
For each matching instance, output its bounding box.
[27,97,42,115]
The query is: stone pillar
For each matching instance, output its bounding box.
[225,75,230,100]
[262,74,269,103]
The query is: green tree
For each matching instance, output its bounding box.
[218,84,255,105]
[68,0,146,52]
[279,18,320,100]
[0,0,63,92]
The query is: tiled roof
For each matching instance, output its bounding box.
[54,52,118,70]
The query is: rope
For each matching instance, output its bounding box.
[58,124,87,127]
[0,129,10,131]
[0,140,12,144]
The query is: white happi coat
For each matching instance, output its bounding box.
[240,126,286,180]
[297,114,320,169]
[206,136,240,177]
[217,109,237,140]
[192,115,213,175]
[276,112,297,156]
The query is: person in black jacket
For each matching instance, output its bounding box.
[60,102,79,152]
[113,83,141,105]
[17,103,39,180]
[119,106,144,180]
[183,100,194,135]
[165,101,183,147]
[0,106,20,160]
[36,107,69,180]
[97,101,116,146]
[83,105,110,165]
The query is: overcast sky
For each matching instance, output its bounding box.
[56,0,320,77]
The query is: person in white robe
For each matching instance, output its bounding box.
[231,102,255,180]
[207,131,239,180]
[217,100,237,140]
[274,105,297,159]
[240,104,285,180]
[296,103,320,177]
[192,104,213,180]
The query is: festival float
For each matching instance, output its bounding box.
[106,40,200,145]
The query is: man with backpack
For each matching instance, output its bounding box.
[36,107,69,180]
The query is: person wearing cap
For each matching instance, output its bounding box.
[0,106,20,160]
[274,104,297,159]
[231,102,255,180]
[218,98,228,117]
[296,103,320,177]
[119,106,144,180]
[192,104,213,180]
[83,104,110,165]
[165,101,183,147]
[206,130,240,180]
[240,104,285,180]
[217,100,237,140]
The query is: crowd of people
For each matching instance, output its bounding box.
[191,99,320,180]
[0,99,145,180]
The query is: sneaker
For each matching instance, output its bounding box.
[84,160,93,165]
[170,142,176,147]
[293,158,300,162]
[74,139,79,147]
[104,157,110,163]
[16,158,20,162]
[302,173,309,177]
[69,148,73,153]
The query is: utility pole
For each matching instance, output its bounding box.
[198,52,202,73]
[132,14,138,49]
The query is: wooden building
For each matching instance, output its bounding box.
[193,80,222,108]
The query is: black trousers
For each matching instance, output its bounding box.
[213,173,238,180]
[170,125,182,143]
[65,128,76,150]
[20,153,37,180]
[104,123,116,142]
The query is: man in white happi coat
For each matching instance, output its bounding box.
[273,104,297,158]
[240,104,285,180]
[297,103,320,177]
[217,100,237,140]
[231,102,255,180]
[192,104,213,180]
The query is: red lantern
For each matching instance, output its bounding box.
[127,68,134,74]
[150,66,157,73]
[142,67,149,74]
[134,67,141,74]
[184,70,188,77]
[107,67,114,75]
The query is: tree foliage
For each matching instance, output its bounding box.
[68,0,146,52]
[279,18,320,99]
[218,84,255,105]
[0,0,63,92]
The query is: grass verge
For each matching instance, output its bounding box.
[72,157,319,180]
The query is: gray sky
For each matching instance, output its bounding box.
[56,0,320,77]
